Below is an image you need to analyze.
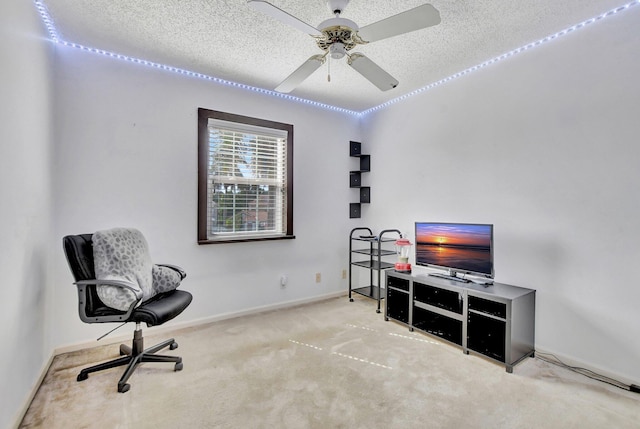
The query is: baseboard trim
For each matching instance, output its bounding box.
[11,351,55,429]
[166,290,348,333]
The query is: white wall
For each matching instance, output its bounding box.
[361,7,640,383]
[51,45,361,348]
[0,0,55,427]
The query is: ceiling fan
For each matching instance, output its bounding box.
[248,0,441,93]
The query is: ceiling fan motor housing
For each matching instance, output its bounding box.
[317,23,360,51]
[316,15,361,55]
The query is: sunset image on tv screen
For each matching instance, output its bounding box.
[415,223,492,275]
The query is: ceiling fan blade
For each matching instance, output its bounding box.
[248,1,322,36]
[348,53,398,91]
[275,55,326,93]
[357,4,441,43]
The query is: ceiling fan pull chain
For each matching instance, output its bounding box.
[327,55,331,82]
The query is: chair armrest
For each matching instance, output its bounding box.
[75,279,144,301]
[74,279,143,323]
[156,264,187,280]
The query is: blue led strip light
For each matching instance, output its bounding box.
[34,0,60,43]
[32,0,359,116]
[58,40,359,115]
[360,0,640,116]
[34,0,638,117]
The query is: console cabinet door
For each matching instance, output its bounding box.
[387,288,410,324]
[412,305,463,346]
[467,311,506,362]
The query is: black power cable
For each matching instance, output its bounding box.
[535,351,636,393]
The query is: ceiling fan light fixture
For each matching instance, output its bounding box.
[329,43,347,59]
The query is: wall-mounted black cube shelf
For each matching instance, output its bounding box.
[359,155,370,172]
[349,141,361,157]
[350,171,361,187]
[349,141,370,218]
[360,187,370,203]
[349,203,361,219]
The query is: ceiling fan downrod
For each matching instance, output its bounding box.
[327,0,350,16]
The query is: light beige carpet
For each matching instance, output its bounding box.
[20,296,640,428]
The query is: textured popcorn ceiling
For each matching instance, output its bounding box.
[44,0,629,111]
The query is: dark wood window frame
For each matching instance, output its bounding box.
[198,108,295,244]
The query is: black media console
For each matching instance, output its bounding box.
[385,270,536,373]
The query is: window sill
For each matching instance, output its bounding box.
[198,235,296,245]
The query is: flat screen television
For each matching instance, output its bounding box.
[415,222,494,280]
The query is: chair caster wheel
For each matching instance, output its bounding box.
[376,309,381,314]
[175,362,183,371]
[118,383,130,393]
[170,341,178,350]
[349,298,354,302]
[77,372,88,382]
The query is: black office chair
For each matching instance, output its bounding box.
[63,232,193,393]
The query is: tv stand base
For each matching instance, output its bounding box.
[385,271,536,372]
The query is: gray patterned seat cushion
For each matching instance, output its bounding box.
[93,228,181,311]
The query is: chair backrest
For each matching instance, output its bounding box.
[63,234,95,281]
[63,233,130,322]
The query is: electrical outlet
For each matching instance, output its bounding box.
[342,269,347,279]
[315,273,321,283]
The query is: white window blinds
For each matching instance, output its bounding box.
[206,118,288,239]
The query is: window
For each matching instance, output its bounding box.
[198,108,294,243]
